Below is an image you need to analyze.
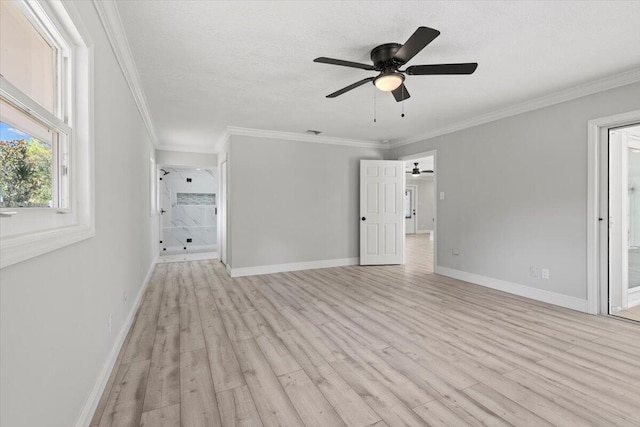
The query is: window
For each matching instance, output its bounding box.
[0,1,93,268]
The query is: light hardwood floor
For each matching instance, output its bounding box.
[615,304,640,322]
[91,235,640,426]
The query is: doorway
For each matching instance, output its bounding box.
[608,124,640,321]
[157,165,218,262]
[401,152,437,272]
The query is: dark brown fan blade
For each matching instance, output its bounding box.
[391,84,410,102]
[326,77,374,98]
[314,57,375,71]
[421,170,433,173]
[393,27,440,64]
[406,63,478,75]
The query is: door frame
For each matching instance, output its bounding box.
[587,109,640,315]
[405,185,418,234]
[220,159,228,266]
[398,150,437,269]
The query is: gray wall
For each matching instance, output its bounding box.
[407,178,435,232]
[391,82,640,300]
[229,135,384,268]
[156,149,217,167]
[0,2,158,426]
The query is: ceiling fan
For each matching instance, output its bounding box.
[314,26,478,102]
[406,162,433,177]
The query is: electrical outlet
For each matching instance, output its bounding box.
[108,314,112,333]
[123,291,128,305]
[440,192,445,200]
[529,266,539,278]
[541,268,550,280]
[452,248,460,255]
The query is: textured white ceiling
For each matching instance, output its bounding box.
[115,1,640,152]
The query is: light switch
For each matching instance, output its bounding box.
[440,192,445,200]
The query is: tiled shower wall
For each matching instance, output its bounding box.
[160,167,217,253]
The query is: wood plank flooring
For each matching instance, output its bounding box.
[91,235,640,426]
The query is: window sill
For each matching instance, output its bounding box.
[0,223,95,269]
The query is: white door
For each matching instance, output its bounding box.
[360,160,405,265]
[405,186,417,234]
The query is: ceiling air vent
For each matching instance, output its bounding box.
[305,130,322,135]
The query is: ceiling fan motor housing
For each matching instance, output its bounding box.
[370,43,403,70]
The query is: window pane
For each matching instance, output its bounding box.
[0,100,54,208]
[0,0,55,113]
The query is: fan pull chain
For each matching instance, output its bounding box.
[373,86,377,123]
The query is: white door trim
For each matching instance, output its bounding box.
[398,150,437,268]
[220,159,228,265]
[587,109,640,315]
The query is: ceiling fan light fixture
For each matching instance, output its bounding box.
[411,170,420,177]
[374,72,404,92]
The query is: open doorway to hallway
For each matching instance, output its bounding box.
[157,165,218,262]
[609,124,640,322]
[403,154,436,272]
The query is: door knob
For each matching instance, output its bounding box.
[361,217,366,221]
[160,209,166,215]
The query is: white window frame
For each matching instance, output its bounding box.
[0,0,94,268]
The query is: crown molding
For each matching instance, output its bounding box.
[226,126,386,149]
[92,0,158,147]
[213,130,231,154]
[390,68,640,149]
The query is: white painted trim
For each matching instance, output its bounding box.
[226,126,385,149]
[0,224,94,269]
[229,257,359,278]
[628,287,640,308]
[391,68,640,148]
[587,110,640,315]
[158,252,218,263]
[416,229,432,234]
[214,130,231,154]
[73,256,158,427]
[435,265,589,313]
[92,0,158,147]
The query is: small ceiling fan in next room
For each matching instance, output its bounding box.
[314,26,478,102]
[406,163,433,177]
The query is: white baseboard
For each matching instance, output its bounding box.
[230,257,359,278]
[628,286,640,308]
[416,230,430,234]
[157,251,218,263]
[435,265,589,313]
[74,256,158,427]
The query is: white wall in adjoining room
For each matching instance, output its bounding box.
[407,177,435,233]
[0,2,158,426]
[156,149,217,168]
[390,82,640,309]
[227,134,385,272]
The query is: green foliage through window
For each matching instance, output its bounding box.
[0,134,53,208]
